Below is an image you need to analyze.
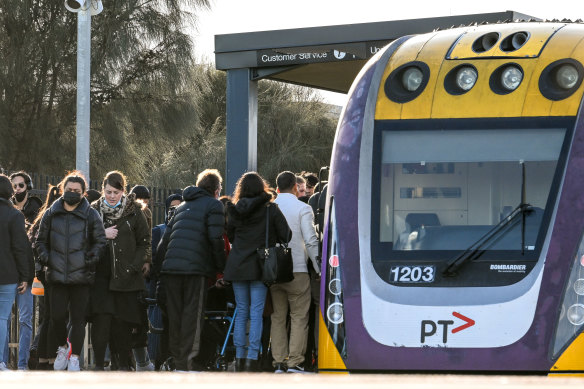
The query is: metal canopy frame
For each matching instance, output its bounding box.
[215,11,537,192]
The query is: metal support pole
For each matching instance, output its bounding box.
[75,9,91,181]
[225,68,258,195]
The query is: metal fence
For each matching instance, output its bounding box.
[6,172,180,369]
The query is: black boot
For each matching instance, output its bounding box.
[235,358,245,372]
[244,358,258,372]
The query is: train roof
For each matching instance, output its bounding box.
[373,21,584,120]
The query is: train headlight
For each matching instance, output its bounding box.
[552,231,584,357]
[323,197,347,359]
[556,64,579,90]
[456,67,478,91]
[402,67,424,92]
[539,59,584,101]
[567,304,584,326]
[385,61,430,103]
[327,302,344,324]
[490,63,524,95]
[574,279,584,295]
[501,66,523,91]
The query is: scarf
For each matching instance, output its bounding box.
[99,195,127,225]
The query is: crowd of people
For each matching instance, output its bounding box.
[0,168,325,373]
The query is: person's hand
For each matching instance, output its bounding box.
[215,278,227,288]
[105,226,118,240]
[17,282,28,294]
[39,253,49,266]
[142,263,151,278]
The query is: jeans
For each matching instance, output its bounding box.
[0,284,17,364]
[232,281,267,360]
[15,288,33,369]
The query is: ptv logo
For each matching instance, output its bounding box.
[420,312,475,343]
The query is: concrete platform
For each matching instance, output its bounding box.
[1,372,583,389]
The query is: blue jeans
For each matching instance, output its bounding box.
[0,284,17,364]
[232,281,267,360]
[3,288,32,369]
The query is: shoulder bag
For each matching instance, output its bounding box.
[257,204,294,286]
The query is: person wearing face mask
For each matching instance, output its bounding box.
[0,174,32,371]
[88,171,151,371]
[34,171,107,371]
[2,172,40,370]
[10,171,42,227]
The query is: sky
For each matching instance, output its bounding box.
[192,0,584,106]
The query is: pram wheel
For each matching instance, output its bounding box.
[215,356,229,371]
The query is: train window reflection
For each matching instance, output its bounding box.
[378,128,566,252]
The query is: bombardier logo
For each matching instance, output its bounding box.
[490,264,526,273]
[420,312,475,343]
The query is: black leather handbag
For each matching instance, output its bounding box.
[257,205,294,286]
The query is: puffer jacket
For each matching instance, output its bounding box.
[159,186,226,278]
[224,192,292,281]
[0,198,31,285]
[92,194,151,292]
[35,197,107,285]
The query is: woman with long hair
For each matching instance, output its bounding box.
[89,171,151,371]
[35,171,107,371]
[0,174,31,371]
[29,185,61,370]
[224,172,291,372]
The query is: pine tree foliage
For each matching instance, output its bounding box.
[0,1,338,189]
[149,65,338,190]
[0,0,208,181]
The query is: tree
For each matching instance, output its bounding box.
[148,64,338,190]
[0,0,208,182]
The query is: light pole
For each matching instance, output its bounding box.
[65,0,103,182]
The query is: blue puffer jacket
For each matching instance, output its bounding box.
[159,186,226,277]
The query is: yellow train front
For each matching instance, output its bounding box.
[318,21,584,373]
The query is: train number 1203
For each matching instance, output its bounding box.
[390,266,435,283]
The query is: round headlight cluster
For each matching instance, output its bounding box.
[539,59,584,101]
[489,63,524,95]
[445,64,478,95]
[567,304,584,326]
[501,66,523,91]
[556,64,579,90]
[327,302,344,325]
[402,67,424,92]
[385,61,430,103]
[456,67,478,91]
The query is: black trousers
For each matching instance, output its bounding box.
[91,314,133,370]
[35,273,55,360]
[163,274,207,371]
[49,284,89,356]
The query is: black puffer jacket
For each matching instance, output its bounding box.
[0,198,31,285]
[35,197,107,285]
[224,193,291,281]
[159,186,226,278]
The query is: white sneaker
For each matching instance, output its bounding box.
[54,343,71,370]
[0,362,9,371]
[67,356,80,371]
[136,361,155,371]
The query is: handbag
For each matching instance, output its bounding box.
[257,205,294,286]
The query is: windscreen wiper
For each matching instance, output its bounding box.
[443,162,531,277]
[442,203,532,276]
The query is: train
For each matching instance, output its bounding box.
[318,20,584,374]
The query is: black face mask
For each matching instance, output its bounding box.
[14,191,27,202]
[63,191,82,206]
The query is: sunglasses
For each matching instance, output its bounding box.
[13,183,26,189]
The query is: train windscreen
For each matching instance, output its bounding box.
[376,126,567,258]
